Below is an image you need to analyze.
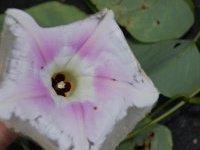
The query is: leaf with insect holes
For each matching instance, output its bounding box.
[117,124,173,150]
[130,40,200,97]
[90,0,194,42]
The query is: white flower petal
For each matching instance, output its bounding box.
[0,9,159,150]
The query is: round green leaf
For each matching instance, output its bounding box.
[150,125,173,150]
[26,2,87,27]
[91,0,194,42]
[0,2,87,30]
[130,40,200,97]
[117,124,173,150]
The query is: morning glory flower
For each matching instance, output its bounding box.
[0,9,159,150]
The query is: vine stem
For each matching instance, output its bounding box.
[193,30,200,43]
[124,101,186,141]
[148,95,181,119]
[123,86,200,142]
[139,95,181,127]
[189,86,200,98]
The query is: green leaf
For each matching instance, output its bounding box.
[117,125,173,150]
[90,0,194,42]
[26,2,87,27]
[130,40,200,97]
[150,125,173,150]
[0,1,87,30]
[116,140,135,150]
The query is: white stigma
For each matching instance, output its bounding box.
[57,81,65,89]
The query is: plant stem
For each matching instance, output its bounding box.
[125,101,186,141]
[189,86,200,98]
[148,95,180,118]
[150,101,185,126]
[193,30,200,43]
[140,95,180,126]
[123,86,200,142]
